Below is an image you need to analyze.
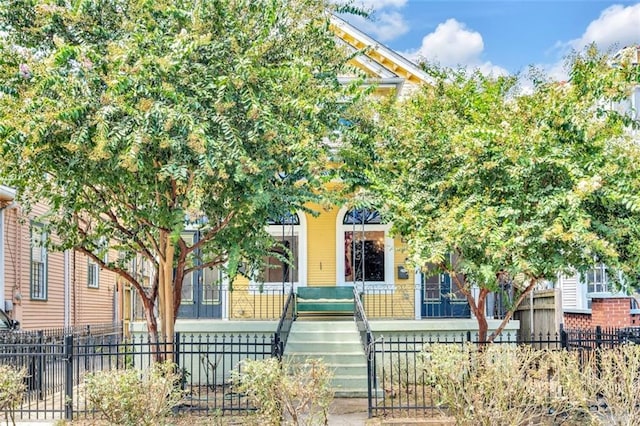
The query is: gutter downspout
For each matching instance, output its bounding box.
[64,249,70,328]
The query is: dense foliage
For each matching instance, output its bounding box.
[371,46,640,341]
[0,0,366,339]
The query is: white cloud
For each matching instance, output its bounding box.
[336,0,409,42]
[569,4,640,52]
[536,4,640,83]
[405,19,508,76]
[345,11,409,42]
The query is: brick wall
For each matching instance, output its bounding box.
[564,296,635,329]
[564,312,592,329]
[591,297,632,329]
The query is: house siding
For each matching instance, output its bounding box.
[306,205,337,286]
[3,205,21,314]
[2,202,118,329]
[72,251,117,326]
[560,274,580,309]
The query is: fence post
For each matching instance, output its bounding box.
[174,332,181,366]
[560,324,568,349]
[595,325,603,377]
[64,334,74,421]
[174,333,183,390]
[271,333,281,359]
[35,331,44,398]
[366,332,373,419]
[595,325,602,349]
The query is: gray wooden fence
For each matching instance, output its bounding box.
[513,288,562,338]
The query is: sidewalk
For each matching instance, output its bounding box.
[327,399,455,425]
[328,398,370,425]
[13,398,454,425]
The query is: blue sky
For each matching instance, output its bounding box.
[342,1,640,78]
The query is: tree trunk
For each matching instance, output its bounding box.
[157,234,167,340]
[476,288,489,344]
[141,293,163,362]
[487,277,539,342]
[155,231,176,362]
[163,234,176,361]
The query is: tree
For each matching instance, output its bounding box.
[369,46,640,342]
[0,0,365,344]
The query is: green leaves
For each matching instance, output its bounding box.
[370,47,640,307]
[0,0,366,329]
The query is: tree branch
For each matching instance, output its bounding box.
[184,255,226,276]
[187,213,235,254]
[488,276,540,342]
[83,184,159,262]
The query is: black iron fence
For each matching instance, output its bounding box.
[0,331,276,421]
[367,326,637,418]
[4,320,639,422]
[0,322,122,343]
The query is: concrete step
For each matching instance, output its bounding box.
[285,341,362,353]
[289,320,358,332]
[282,357,367,376]
[287,332,360,343]
[284,320,369,397]
[285,351,364,365]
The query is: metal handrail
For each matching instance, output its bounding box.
[353,288,374,357]
[272,287,295,358]
[354,287,376,418]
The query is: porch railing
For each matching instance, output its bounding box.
[136,283,531,322]
[272,287,295,358]
[353,287,376,418]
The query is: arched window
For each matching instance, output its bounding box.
[337,207,393,287]
[258,212,306,288]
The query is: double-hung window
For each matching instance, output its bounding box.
[88,238,108,288]
[30,223,47,300]
[586,263,608,294]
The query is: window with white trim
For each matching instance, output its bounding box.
[87,238,108,288]
[87,258,99,288]
[586,263,608,293]
[259,213,300,286]
[30,224,47,300]
[337,207,393,286]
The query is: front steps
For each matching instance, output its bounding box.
[284,319,369,397]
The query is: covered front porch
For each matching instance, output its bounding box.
[129,282,514,324]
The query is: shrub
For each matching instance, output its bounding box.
[540,349,599,424]
[0,364,27,426]
[84,362,184,426]
[233,357,334,426]
[596,345,640,425]
[420,344,562,426]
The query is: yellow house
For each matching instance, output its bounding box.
[126,16,520,399]
[128,16,518,335]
